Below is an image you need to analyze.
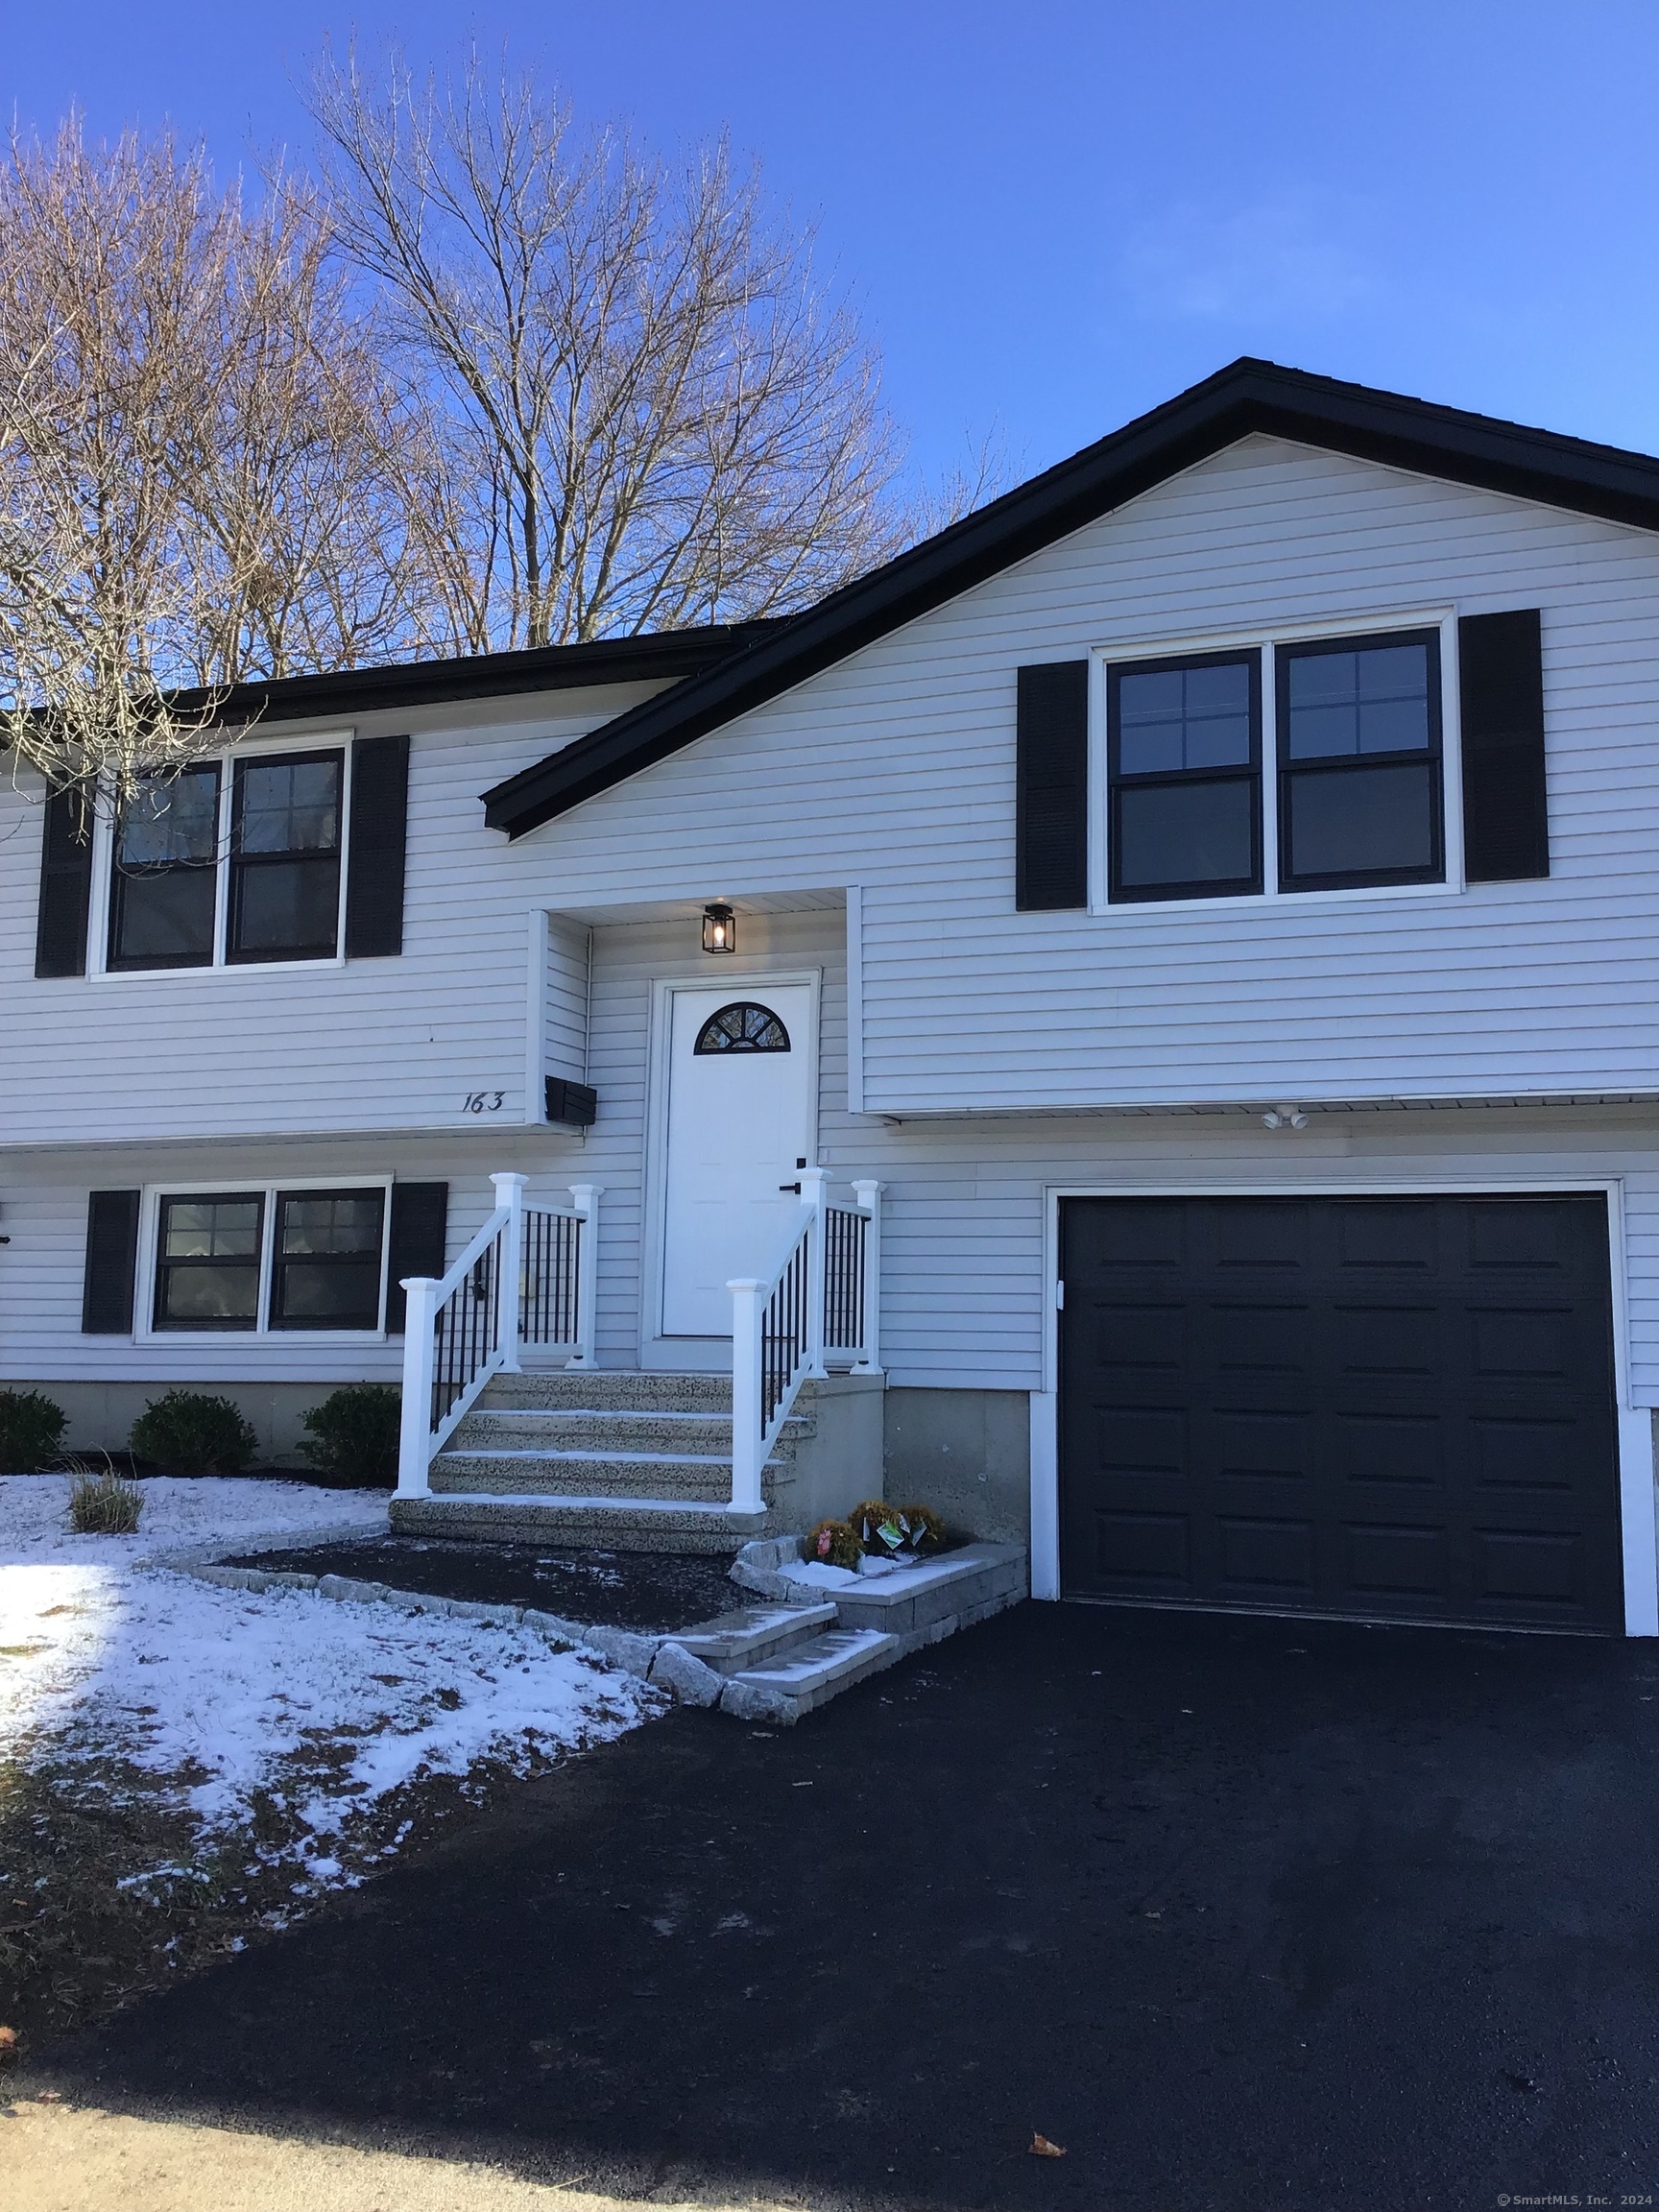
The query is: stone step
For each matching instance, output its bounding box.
[719,1626,902,1721]
[731,1539,1030,1651]
[481,1371,736,1412]
[451,1407,809,1460]
[431,1447,751,1501]
[389,1492,769,1553]
[668,1601,839,1675]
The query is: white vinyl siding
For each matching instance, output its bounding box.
[10,1118,1659,1405]
[13,438,1659,1407]
[543,915,592,1085]
[8,440,1659,1139]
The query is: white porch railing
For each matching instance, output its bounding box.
[728,1171,883,1514]
[396,1175,601,1498]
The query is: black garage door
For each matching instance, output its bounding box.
[1059,1195,1623,1631]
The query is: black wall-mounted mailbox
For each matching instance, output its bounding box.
[544,1076,598,1127]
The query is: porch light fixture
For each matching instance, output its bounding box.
[702,902,736,954]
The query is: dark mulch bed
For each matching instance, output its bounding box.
[227,1534,742,1631]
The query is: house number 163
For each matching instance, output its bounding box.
[462,1091,506,1113]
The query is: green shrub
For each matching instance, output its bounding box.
[298,1384,400,1488]
[66,1464,143,1534]
[804,1517,863,1571]
[129,1390,258,1476]
[0,1388,66,1474]
[897,1503,948,1552]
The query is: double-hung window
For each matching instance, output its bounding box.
[269,1190,385,1330]
[150,1184,388,1334]
[228,753,343,962]
[107,745,346,973]
[154,1194,265,1330]
[1277,631,1442,889]
[1108,653,1262,902]
[1103,624,1446,903]
[108,764,222,971]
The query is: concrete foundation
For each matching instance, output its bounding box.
[8,1379,340,1464]
[772,1372,886,1527]
[882,1386,1032,1546]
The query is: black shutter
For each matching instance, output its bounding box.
[345,733,410,956]
[1016,662,1090,910]
[36,785,95,978]
[1459,610,1550,883]
[385,1181,447,1333]
[82,1190,141,1334]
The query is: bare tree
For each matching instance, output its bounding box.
[307,46,908,648]
[0,116,459,805]
[0,120,228,801]
[177,178,461,685]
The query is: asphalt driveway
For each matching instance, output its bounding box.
[31,1601,1659,2211]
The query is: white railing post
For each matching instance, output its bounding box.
[397,1277,439,1497]
[851,1178,884,1375]
[728,1276,764,1512]
[491,1172,527,1373]
[800,1166,828,1379]
[566,1182,603,1369]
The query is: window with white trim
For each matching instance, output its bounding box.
[107,743,347,974]
[149,1183,389,1334]
[1104,623,1447,902]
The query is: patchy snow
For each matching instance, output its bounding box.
[781,1558,863,1590]
[2,1471,386,1566]
[0,1476,661,1869]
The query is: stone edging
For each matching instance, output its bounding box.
[148,1519,730,1706]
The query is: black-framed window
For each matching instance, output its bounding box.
[270,1190,386,1330]
[228,751,343,963]
[153,1193,264,1331]
[1277,630,1443,891]
[1108,651,1262,902]
[108,765,221,972]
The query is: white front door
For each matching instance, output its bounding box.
[661,982,815,1337]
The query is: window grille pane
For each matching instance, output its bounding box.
[1118,661,1252,774]
[163,1199,261,1258]
[1286,760,1436,878]
[237,758,341,855]
[1286,642,1431,758]
[279,1194,383,1255]
[1118,778,1256,890]
[116,768,220,866]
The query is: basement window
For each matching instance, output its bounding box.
[148,1182,389,1335]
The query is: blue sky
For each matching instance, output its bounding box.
[8,1,1659,492]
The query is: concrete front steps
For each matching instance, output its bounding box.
[392,1366,888,1551]
[390,1369,809,1552]
[656,1539,1030,1723]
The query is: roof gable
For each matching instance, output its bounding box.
[481,358,1659,838]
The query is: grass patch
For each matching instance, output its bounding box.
[64,1465,144,1535]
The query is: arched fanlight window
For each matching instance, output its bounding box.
[693,1001,791,1054]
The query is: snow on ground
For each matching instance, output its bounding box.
[0,1476,661,1876]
